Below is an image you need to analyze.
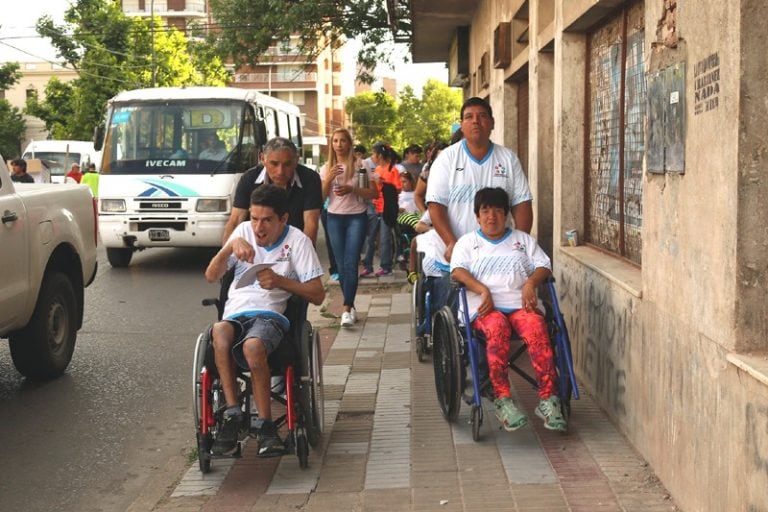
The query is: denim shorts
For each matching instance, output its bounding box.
[227,315,287,370]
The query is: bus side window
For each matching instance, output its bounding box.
[277,111,289,140]
[290,115,302,154]
[264,108,277,141]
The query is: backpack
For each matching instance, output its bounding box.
[382,182,399,227]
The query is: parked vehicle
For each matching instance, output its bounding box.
[0,157,98,380]
[22,140,101,184]
[94,86,302,267]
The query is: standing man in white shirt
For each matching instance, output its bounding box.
[426,96,533,262]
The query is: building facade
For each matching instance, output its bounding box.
[407,1,768,510]
[230,36,344,166]
[5,62,78,154]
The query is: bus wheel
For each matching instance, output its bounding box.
[107,248,133,268]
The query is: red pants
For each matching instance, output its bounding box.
[472,309,556,400]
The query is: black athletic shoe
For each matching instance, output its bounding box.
[211,413,242,455]
[256,421,286,458]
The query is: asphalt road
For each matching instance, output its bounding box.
[0,245,222,512]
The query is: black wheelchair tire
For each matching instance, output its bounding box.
[197,432,212,473]
[411,279,427,362]
[471,404,483,442]
[432,306,463,422]
[299,324,323,447]
[295,428,309,469]
[192,332,208,430]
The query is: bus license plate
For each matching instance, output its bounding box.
[148,229,170,241]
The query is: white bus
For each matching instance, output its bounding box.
[22,140,101,183]
[95,86,303,267]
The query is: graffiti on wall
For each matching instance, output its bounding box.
[560,271,633,416]
[747,401,768,477]
[693,52,720,115]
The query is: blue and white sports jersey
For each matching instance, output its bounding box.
[223,224,323,327]
[415,229,449,278]
[425,140,532,238]
[451,228,550,322]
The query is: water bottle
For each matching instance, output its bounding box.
[357,167,369,203]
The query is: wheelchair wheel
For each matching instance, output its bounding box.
[547,313,574,418]
[192,331,213,474]
[295,427,309,469]
[470,404,483,442]
[432,306,463,422]
[411,278,427,363]
[299,324,324,447]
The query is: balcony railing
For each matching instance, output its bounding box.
[234,72,318,83]
[123,0,207,15]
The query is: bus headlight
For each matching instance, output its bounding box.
[196,199,228,212]
[101,199,126,212]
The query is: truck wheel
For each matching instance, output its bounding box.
[107,248,133,268]
[9,272,78,381]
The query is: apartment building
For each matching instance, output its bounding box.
[231,36,344,165]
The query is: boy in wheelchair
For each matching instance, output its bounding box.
[450,187,567,432]
[204,184,325,456]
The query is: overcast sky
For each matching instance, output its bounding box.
[0,1,448,96]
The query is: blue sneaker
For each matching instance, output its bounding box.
[329,273,339,283]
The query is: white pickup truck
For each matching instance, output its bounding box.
[0,158,98,380]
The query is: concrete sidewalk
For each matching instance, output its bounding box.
[148,272,680,512]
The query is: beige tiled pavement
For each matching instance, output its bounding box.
[146,273,680,511]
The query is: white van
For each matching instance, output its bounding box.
[21,140,101,184]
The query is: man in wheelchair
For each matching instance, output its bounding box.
[450,187,567,433]
[204,184,325,457]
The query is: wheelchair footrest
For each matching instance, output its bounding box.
[208,442,243,459]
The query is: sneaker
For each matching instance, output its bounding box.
[340,311,354,327]
[211,411,242,455]
[256,421,286,458]
[374,268,393,277]
[328,273,340,283]
[494,397,528,431]
[360,268,374,278]
[407,271,418,285]
[349,307,357,324]
[535,396,568,432]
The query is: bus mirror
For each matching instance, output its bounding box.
[93,124,104,151]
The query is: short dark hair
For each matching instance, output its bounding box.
[404,144,422,156]
[250,184,289,217]
[460,97,493,120]
[262,137,298,157]
[354,144,366,154]
[11,158,26,171]
[474,187,510,217]
[449,128,464,145]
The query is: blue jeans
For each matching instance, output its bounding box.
[320,208,337,274]
[361,203,378,268]
[363,215,393,272]
[327,212,368,308]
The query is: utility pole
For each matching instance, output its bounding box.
[150,0,156,87]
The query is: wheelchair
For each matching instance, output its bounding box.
[394,220,417,270]
[431,277,579,441]
[192,271,324,473]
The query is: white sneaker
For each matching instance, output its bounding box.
[340,311,354,327]
[349,308,357,324]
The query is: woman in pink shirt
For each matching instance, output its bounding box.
[321,128,378,327]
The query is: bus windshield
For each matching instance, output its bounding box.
[101,100,248,175]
